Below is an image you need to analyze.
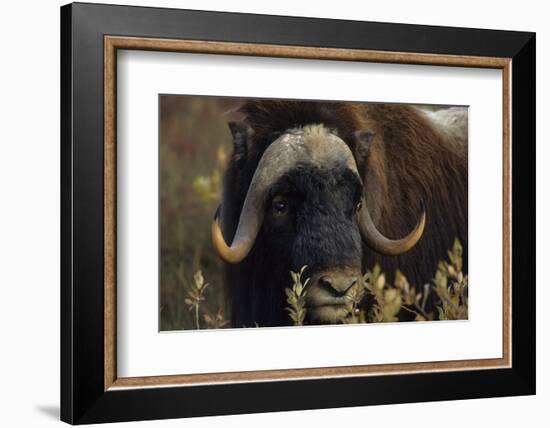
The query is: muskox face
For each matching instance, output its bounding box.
[213,124,426,325]
[265,162,364,323]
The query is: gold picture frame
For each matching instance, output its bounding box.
[104,35,512,391]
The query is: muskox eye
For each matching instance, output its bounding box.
[356,201,362,212]
[272,196,289,215]
[274,201,287,213]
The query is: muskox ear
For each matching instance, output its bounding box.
[354,130,375,163]
[228,121,252,163]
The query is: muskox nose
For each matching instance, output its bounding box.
[319,275,358,297]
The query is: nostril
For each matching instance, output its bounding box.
[319,276,358,297]
[343,278,358,294]
[319,276,333,291]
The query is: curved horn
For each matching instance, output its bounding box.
[212,126,359,264]
[212,192,264,264]
[358,200,426,256]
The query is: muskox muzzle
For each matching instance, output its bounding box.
[212,125,426,264]
[305,266,364,324]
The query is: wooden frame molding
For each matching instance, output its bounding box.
[104,35,513,391]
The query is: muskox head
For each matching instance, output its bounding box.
[212,124,425,325]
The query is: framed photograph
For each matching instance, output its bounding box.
[60,2,535,424]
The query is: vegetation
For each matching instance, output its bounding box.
[159,96,465,330]
[172,238,467,330]
[287,238,468,326]
[159,96,233,331]
[285,266,310,326]
[294,240,468,325]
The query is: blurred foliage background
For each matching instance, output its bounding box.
[159,96,464,331]
[160,95,237,331]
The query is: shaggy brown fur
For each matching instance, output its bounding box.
[222,100,467,324]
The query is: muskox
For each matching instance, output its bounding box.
[212,100,467,327]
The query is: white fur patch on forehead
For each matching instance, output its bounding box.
[288,123,333,138]
[277,124,358,174]
[245,125,361,200]
[284,123,333,141]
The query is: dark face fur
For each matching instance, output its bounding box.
[217,119,428,327]
[217,100,466,327]
[262,163,364,324]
